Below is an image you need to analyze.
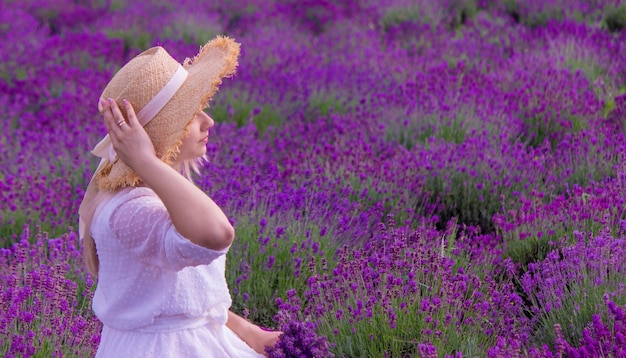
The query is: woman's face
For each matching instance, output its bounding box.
[175,110,214,163]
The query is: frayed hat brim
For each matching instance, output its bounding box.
[95,36,240,190]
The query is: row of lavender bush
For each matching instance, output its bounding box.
[1,0,626,356]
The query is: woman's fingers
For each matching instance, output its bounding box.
[100,98,112,134]
[107,98,127,129]
[122,99,140,128]
[101,98,121,137]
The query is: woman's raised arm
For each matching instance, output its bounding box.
[101,98,234,251]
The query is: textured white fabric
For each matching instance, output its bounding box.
[91,187,262,357]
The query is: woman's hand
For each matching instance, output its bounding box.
[226,311,282,356]
[248,329,282,356]
[100,98,155,171]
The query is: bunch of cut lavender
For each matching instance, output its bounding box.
[265,308,333,358]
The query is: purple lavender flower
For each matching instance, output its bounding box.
[265,317,333,358]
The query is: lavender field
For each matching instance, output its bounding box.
[2,0,626,357]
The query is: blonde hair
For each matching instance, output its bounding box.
[83,155,208,276]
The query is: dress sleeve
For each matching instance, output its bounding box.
[108,191,229,271]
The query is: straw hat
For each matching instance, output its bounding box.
[92,36,240,190]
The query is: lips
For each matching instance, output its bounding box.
[200,135,208,143]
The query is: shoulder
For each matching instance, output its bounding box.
[122,186,158,200]
[99,187,160,215]
[117,186,161,208]
[103,187,172,234]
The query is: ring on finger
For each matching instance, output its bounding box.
[117,120,126,127]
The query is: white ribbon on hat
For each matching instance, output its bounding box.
[90,65,189,167]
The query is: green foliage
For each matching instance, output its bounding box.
[210,91,284,135]
[306,92,354,120]
[32,8,59,24]
[220,3,257,33]
[380,6,428,32]
[0,65,28,89]
[564,58,609,87]
[6,112,20,131]
[226,217,334,328]
[603,3,626,33]
[105,28,152,52]
[424,168,503,232]
[0,230,98,358]
[385,120,430,151]
[524,245,626,347]
[0,214,69,248]
[444,52,470,70]
[31,341,54,358]
[383,111,502,232]
[160,18,220,47]
[15,67,27,80]
[602,88,626,121]
[519,112,585,150]
[326,167,429,231]
[43,154,92,197]
[385,112,468,151]
[110,0,125,11]
[502,0,571,28]
[502,0,521,23]
[501,191,624,272]
[0,154,89,248]
[537,286,620,347]
[504,232,557,272]
[449,0,479,29]
[437,116,467,144]
[311,244,503,357]
[603,96,618,118]
[0,211,29,247]
[564,157,616,191]
[320,299,422,357]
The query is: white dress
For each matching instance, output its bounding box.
[90,187,262,358]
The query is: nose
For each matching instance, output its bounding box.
[199,111,214,130]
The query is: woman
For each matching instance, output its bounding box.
[78,36,281,357]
